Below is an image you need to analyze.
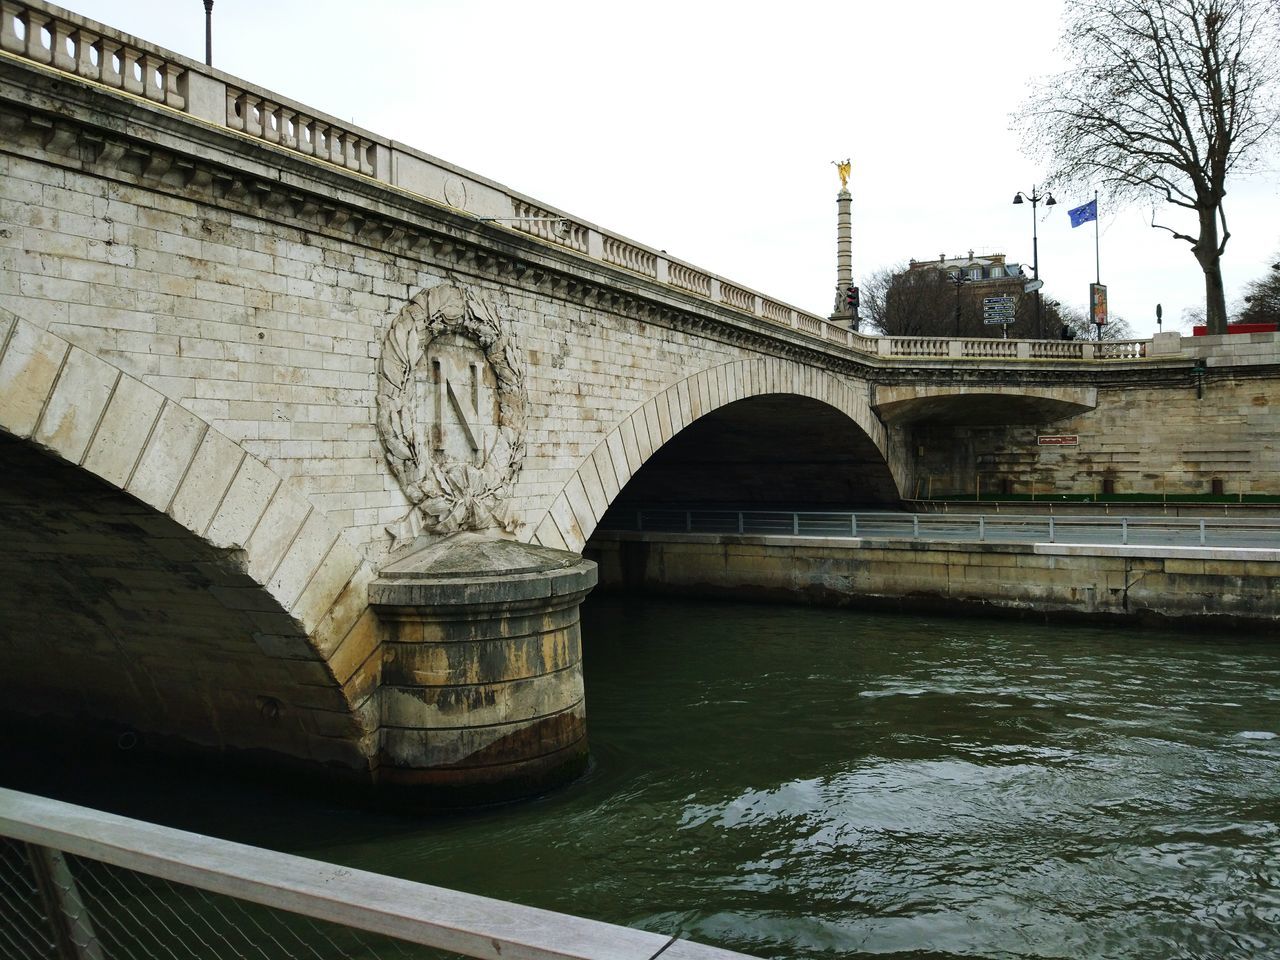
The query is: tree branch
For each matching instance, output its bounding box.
[1150,214,1198,245]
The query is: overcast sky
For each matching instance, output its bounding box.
[68,0,1280,338]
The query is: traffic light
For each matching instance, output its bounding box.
[845,284,860,310]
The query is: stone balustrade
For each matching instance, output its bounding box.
[224,85,379,177]
[669,262,713,297]
[872,333,1162,363]
[602,234,657,278]
[11,0,1277,369]
[718,280,757,314]
[1,0,185,107]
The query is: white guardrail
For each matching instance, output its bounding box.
[600,509,1280,549]
[0,0,1175,364]
[0,787,753,960]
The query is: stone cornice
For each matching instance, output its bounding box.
[864,356,1280,390]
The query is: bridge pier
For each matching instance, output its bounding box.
[369,534,597,807]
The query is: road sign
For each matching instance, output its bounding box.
[1023,279,1044,293]
[983,296,1015,324]
[1037,435,1079,446]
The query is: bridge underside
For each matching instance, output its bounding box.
[873,386,1098,426]
[606,395,900,511]
[0,436,369,775]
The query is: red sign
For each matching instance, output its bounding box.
[1193,322,1278,336]
[1037,435,1079,446]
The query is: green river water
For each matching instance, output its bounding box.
[8,596,1280,959]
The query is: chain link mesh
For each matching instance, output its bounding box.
[0,838,57,960]
[1,837,462,960]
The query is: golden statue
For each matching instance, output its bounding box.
[833,158,851,190]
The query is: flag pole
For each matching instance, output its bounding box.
[1093,189,1100,284]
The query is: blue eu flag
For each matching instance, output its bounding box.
[1068,199,1098,227]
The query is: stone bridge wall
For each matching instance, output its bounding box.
[0,29,906,563]
[897,359,1280,499]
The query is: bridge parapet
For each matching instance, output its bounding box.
[876,334,1152,362]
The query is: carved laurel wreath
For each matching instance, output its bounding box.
[376,283,527,545]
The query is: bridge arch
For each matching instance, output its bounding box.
[530,357,903,552]
[0,312,379,773]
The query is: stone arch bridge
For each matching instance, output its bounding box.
[2,0,1275,805]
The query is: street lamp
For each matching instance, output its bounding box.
[203,0,213,66]
[1012,186,1056,337]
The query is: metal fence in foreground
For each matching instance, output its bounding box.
[0,787,749,960]
[598,508,1280,550]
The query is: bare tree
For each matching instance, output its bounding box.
[1181,304,1208,329]
[860,264,956,336]
[1017,0,1280,334]
[863,263,1072,338]
[1058,303,1138,340]
[1238,253,1280,324]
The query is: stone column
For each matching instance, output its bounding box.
[369,533,597,808]
[830,188,854,325]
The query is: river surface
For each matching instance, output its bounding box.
[8,597,1280,959]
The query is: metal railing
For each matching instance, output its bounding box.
[0,787,752,960]
[598,508,1280,550]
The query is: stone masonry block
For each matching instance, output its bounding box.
[578,455,610,522]
[324,608,383,688]
[283,528,361,632]
[168,430,245,537]
[630,408,654,461]
[642,401,662,453]
[35,346,119,465]
[667,385,686,434]
[311,563,378,660]
[206,455,281,550]
[691,376,711,419]
[697,372,712,418]
[604,431,631,489]
[550,493,586,553]
[590,443,620,504]
[618,417,642,473]
[563,472,598,534]
[126,402,211,511]
[245,477,314,585]
[655,391,673,442]
[713,365,727,408]
[82,375,166,489]
[731,358,747,399]
[0,318,69,438]
[534,514,569,551]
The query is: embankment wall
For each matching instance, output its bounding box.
[588,532,1280,631]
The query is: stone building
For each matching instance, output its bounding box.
[899,251,1064,338]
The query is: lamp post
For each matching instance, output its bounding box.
[950,271,970,337]
[1012,186,1056,338]
[203,0,213,66]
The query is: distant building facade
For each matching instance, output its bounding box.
[901,251,1051,338]
[907,251,1025,291]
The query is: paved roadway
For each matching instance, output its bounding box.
[605,509,1280,550]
